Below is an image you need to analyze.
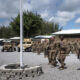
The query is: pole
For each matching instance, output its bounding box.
[20,0,24,68]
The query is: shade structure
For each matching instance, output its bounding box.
[0,39,4,41]
[10,37,20,40]
[34,35,55,39]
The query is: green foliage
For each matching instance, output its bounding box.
[10,11,43,37]
[0,11,62,38]
[0,26,16,38]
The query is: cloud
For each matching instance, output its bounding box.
[23,2,32,11]
[0,0,80,27]
[49,11,75,26]
[40,10,49,19]
[60,0,80,11]
[75,18,80,23]
[0,0,56,26]
[0,0,33,26]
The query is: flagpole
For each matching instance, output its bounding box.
[20,0,24,68]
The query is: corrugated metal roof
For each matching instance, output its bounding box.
[52,29,80,35]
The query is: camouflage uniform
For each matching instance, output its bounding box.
[75,40,80,59]
[47,38,58,66]
[47,44,52,64]
[70,41,75,53]
[32,41,38,53]
[50,42,58,67]
[44,43,49,57]
[57,37,67,69]
[37,42,41,55]
[32,42,36,52]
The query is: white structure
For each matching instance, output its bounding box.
[52,29,80,35]
[10,37,20,40]
[34,35,54,39]
[0,39,4,41]
[20,0,23,68]
[3,39,11,42]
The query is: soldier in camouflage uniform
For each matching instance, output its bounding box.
[57,36,67,70]
[32,41,36,52]
[46,43,52,64]
[43,38,54,64]
[46,37,58,66]
[50,42,58,67]
[37,41,41,55]
[70,41,76,54]
[74,40,80,59]
[43,41,49,58]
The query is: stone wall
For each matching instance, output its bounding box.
[0,65,43,80]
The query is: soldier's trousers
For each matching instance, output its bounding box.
[76,48,80,59]
[51,54,57,66]
[47,50,52,64]
[37,47,41,55]
[48,50,57,65]
[44,49,48,57]
[57,53,66,68]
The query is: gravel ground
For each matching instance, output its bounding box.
[0,52,80,80]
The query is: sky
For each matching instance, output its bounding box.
[0,0,80,30]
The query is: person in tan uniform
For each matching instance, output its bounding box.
[32,41,36,52]
[50,42,58,67]
[37,41,41,55]
[57,36,67,70]
[47,37,58,66]
[44,42,49,58]
[47,44,52,64]
[74,40,80,59]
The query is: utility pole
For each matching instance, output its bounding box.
[20,0,24,68]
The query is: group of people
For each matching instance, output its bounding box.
[32,36,80,70]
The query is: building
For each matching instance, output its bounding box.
[52,29,80,40]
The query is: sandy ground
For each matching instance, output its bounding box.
[0,51,80,80]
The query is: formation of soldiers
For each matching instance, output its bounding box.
[32,36,80,70]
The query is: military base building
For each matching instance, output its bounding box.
[52,29,80,41]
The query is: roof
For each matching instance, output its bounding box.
[52,29,80,35]
[0,39,4,41]
[34,35,54,39]
[3,39,11,42]
[10,37,20,40]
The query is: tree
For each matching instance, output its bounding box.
[10,11,43,37]
[0,26,16,38]
[0,11,62,38]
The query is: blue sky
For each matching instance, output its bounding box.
[0,0,80,30]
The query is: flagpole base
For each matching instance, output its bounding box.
[0,64,43,80]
